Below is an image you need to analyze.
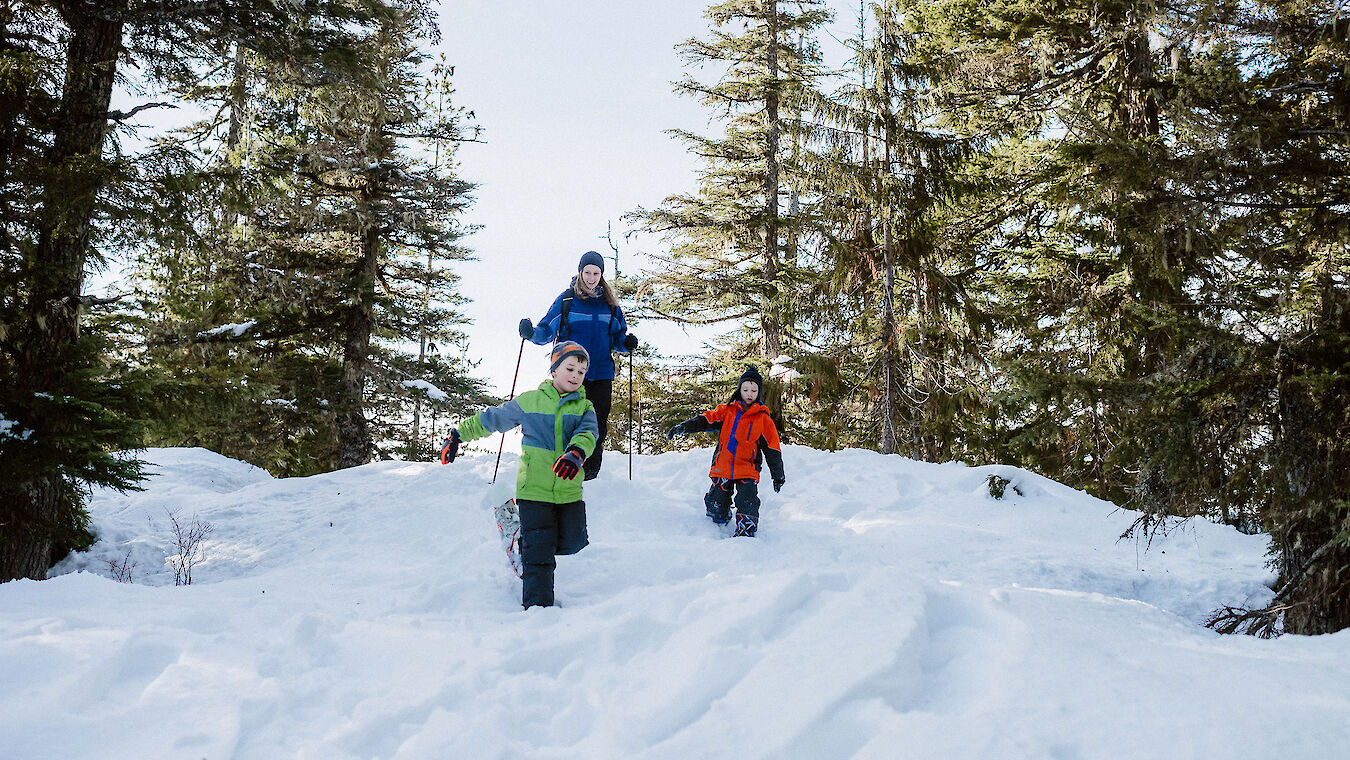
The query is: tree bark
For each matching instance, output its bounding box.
[1119,26,1159,141]
[879,121,900,456]
[761,0,783,359]
[338,216,378,469]
[0,1,124,581]
[1118,24,1167,375]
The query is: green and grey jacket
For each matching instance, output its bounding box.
[456,380,598,503]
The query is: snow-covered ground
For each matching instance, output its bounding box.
[4,445,1349,759]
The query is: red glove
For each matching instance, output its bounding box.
[439,430,461,464]
[552,446,586,480]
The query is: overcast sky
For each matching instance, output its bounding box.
[432,0,857,396]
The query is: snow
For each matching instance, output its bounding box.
[402,379,450,402]
[4,445,1350,759]
[769,354,801,381]
[200,321,257,338]
[0,416,32,441]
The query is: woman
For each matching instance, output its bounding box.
[519,251,638,480]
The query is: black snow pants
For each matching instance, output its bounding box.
[516,498,588,608]
[704,478,759,523]
[582,379,612,479]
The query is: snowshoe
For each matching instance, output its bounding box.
[492,498,523,577]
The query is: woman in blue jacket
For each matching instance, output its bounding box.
[519,251,638,480]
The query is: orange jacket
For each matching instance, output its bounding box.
[682,401,785,483]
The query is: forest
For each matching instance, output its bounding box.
[2,0,1347,635]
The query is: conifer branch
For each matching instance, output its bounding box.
[106,102,177,122]
[638,305,756,326]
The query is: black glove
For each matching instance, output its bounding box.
[773,477,784,493]
[623,333,639,351]
[518,318,534,340]
[666,421,687,439]
[552,446,586,480]
[439,429,461,464]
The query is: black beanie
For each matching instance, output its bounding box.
[578,250,605,273]
[734,365,764,401]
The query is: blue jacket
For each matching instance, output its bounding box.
[529,285,631,381]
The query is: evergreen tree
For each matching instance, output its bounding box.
[898,0,1206,504]
[630,0,832,369]
[802,0,986,460]
[0,0,380,580]
[1184,0,1350,635]
[130,3,489,474]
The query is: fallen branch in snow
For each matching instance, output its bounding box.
[1118,510,1191,552]
[1204,538,1343,638]
[1205,603,1286,639]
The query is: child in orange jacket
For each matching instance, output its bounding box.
[666,366,785,537]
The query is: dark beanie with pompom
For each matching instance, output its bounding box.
[732,365,764,402]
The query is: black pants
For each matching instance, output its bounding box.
[704,478,760,522]
[582,379,612,476]
[517,498,588,608]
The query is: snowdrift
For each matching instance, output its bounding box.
[3,445,1348,759]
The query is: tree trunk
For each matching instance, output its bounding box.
[410,247,432,454]
[1119,25,1166,374]
[1120,26,1159,141]
[0,2,123,581]
[761,0,783,359]
[878,122,900,456]
[338,212,379,469]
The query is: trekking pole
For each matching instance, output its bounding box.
[492,338,527,484]
[628,350,634,481]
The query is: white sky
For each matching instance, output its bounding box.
[432,0,858,396]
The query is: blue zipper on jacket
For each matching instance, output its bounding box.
[727,403,748,457]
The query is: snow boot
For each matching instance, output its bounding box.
[733,513,758,537]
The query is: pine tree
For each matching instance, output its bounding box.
[801,0,987,460]
[1,1,390,579]
[894,0,1210,505]
[1183,1,1350,635]
[128,3,488,474]
[630,0,832,368]
[282,2,486,468]
[3,1,323,579]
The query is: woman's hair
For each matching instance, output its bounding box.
[572,273,619,307]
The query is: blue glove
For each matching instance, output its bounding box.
[773,477,784,493]
[439,429,461,464]
[552,446,586,480]
[666,421,687,439]
[623,333,639,351]
[518,318,534,340]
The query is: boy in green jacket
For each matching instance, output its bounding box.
[439,341,598,608]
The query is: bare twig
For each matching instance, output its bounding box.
[105,548,137,583]
[166,510,213,586]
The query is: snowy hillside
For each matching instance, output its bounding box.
[4,446,1349,759]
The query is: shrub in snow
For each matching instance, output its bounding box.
[105,548,137,584]
[166,510,213,586]
[987,474,1023,500]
